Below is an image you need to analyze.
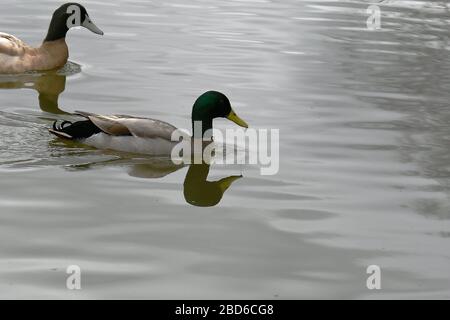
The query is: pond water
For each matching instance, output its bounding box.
[0,0,450,299]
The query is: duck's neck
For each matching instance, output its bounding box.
[192,119,213,139]
[44,17,69,42]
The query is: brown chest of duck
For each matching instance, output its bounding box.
[0,2,103,74]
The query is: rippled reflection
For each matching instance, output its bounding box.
[67,154,242,207]
[0,61,81,114]
[183,162,241,207]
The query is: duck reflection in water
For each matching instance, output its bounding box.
[126,159,242,207]
[67,153,242,207]
[183,162,241,207]
[0,65,79,114]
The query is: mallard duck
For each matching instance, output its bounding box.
[0,3,103,74]
[49,91,249,155]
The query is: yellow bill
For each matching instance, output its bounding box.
[226,109,248,128]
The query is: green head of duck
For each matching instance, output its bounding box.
[191,91,249,136]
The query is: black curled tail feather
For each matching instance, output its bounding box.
[49,120,102,140]
[52,120,73,131]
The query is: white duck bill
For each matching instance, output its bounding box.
[82,17,104,35]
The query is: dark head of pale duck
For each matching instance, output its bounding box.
[44,3,103,42]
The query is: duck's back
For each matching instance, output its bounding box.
[0,32,27,56]
[0,32,34,73]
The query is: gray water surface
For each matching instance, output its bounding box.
[1,0,450,299]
